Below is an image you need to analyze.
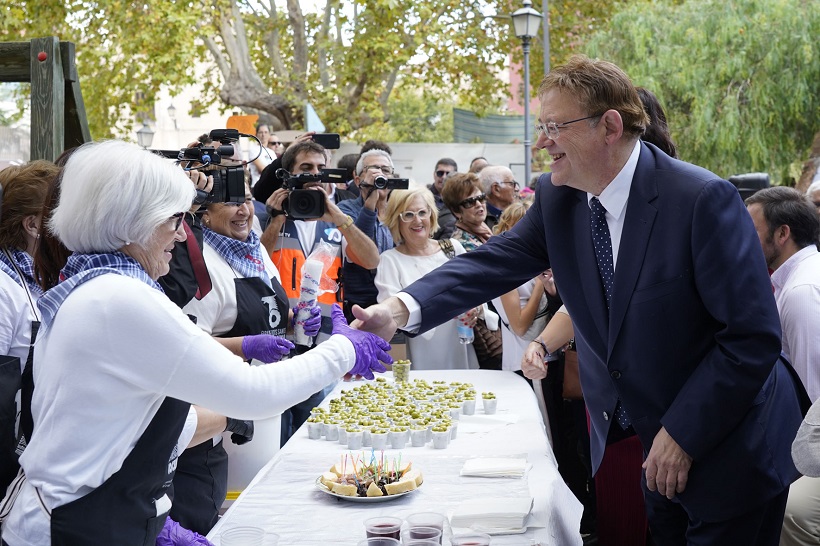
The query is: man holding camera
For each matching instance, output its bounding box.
[261,140,380,342]
[260,140,379,443]
[338,149,398,322]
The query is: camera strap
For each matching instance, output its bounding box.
[183,221,212,300]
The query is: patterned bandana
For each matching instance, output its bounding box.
[0,248,43,299]
[38,252,162,327]
[203,228,271,286]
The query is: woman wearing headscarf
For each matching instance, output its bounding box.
[0,140,389,546]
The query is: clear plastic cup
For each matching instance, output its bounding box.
[401,526,442,544]
[364,516,403,541]
[219,525,265,546]
[357,539,401,546]
[405,512,448,544]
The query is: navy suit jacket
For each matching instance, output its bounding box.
[403,142,803,521]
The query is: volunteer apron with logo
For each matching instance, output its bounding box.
[49,396,189,545]
[170,274,288,534]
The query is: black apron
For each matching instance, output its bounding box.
[1,319,39,492]
[170,275,288,534]
[50,396,189,546]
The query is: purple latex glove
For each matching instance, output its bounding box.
[156,516,213,546]
[291,304,322,338]
[330,304,392,380]
[241,334,295,363]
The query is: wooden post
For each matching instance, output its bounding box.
[30,37,65,162]
[0,37,90,161]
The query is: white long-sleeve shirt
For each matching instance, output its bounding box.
[772,245,820,402]
[3,274,353,545]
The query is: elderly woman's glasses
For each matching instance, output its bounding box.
[535,113,603,140]
[458,193,487,209]
[170,212,186,231]
[399,209,431,222]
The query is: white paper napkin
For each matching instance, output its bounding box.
[450,496,534,530]
[460,457,528,478]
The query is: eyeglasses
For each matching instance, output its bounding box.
[364,164,394,176]
[399,209,431,222]
[498,181,521,191]
[169,212,186,231]
[436,170,454,179]
[458,193,487,209]
[535,113,603,140]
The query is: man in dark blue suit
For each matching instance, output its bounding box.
[353,56,805,544]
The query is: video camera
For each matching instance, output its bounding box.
[275,168,348,219]
[372,175,409,190]
[178,129,246,205]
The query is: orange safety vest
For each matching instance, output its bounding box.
[269,220,343,318]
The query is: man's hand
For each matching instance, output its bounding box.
[521,341,548,380]
[265,188,289,218]
[642,426,693,499]
[350,297,408,341]
[539,269,557,297]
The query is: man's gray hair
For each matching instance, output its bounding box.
[51,140,195,252]
[355,149,394,176]
[478,165,513,195]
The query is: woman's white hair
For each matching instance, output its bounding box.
[51,140,195,252]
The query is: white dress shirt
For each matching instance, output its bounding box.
[400,140,641,332]
[771,245,820,402]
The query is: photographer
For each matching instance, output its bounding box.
[260,140,379,443]
[337,149,400,322]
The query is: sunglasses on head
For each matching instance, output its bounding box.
[458,193,487,209]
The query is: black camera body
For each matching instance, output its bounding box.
[180,129,246,205]
[276,168,349,219]
[373,175,410,190]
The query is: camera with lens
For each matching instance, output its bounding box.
[179,129,246,205]
[372,175,409,190]
[274,168,348,220]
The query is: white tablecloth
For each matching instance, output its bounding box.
[207,370,583,545]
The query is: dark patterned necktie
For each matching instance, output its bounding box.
[590,197,630,429]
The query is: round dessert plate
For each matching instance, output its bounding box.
[315,476,419,503]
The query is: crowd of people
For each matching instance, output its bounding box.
[0,54,819,546]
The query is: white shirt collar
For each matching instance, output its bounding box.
[587,140,641,218]
[772,245,820,293]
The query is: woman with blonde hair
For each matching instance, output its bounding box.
[375,187,479,370]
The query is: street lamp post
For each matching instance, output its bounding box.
[167,102,178,131]
[136,121,154,149]
[512,0,542,187]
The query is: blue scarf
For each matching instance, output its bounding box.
[0,247,43,299]
[203,228,271,286]
[38,252,162,327]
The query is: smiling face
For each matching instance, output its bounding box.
[122,214,187,280]
[398,195,432,247]
[536,89,607,193]
[204,184,254,241]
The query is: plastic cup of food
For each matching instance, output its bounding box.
[401,526,442,544]
[462,398,476,415]
[410,427,427,447]
[370,430,389,450]
[364,516,403,541]
[306,420,322,440]
[347,429,364,450]
[482,396,498,415]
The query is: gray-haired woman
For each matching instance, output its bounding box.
[0,140,389,546]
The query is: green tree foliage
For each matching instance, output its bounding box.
[1,0,202,139]
[584,0,820,183]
